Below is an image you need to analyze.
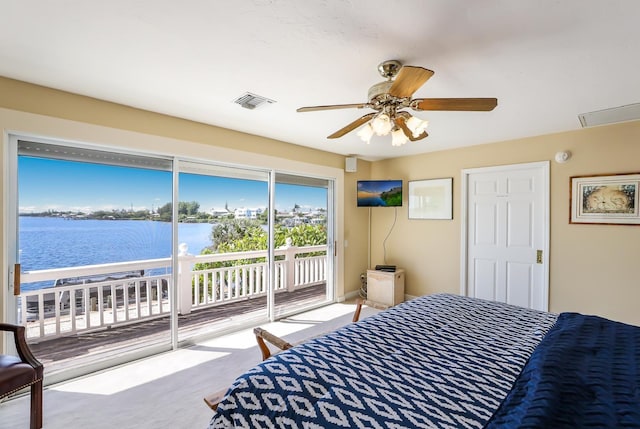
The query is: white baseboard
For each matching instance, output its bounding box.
[338,290,362,302]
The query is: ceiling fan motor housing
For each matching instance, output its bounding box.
[368,81,394,105]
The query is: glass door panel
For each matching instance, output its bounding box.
[273,173,332,317]
[176,161,270,342]
[15,139,173,377]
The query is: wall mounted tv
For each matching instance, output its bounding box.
[357,180,403,207]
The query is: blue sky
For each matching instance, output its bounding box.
[18,157,327,213]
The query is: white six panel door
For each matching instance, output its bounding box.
[464,162,548,311]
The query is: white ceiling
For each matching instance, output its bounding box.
[1,0,639,161]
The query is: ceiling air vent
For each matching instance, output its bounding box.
[578,103,640,127]
[233,92,276,110]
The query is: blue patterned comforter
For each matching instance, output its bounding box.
[208,294,558,428]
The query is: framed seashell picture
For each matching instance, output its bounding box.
[570,173,640,225]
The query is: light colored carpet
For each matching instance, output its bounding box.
[1,302,378,429]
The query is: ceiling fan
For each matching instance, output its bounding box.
[297,60,498,146]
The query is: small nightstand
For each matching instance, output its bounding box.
[366,269,405,306]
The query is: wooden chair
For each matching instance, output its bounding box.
[0,323,44,429]
[203,298,389,410]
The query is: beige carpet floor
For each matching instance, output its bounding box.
[1,301,377,429]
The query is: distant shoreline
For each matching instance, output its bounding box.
[18,214,214,224]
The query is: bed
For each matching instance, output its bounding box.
[207,293,640,428]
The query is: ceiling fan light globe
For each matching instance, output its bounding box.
[412,124,428,138]
[406,116,429,137]
[356,123,374,143]
[391,128,408,146]
[371,114,393,136]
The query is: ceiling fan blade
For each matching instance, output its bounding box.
[327,113,376,139]
[297,103,369,112]
[394,114,428,141]
[388,66,434,98]
[412,98,498,111]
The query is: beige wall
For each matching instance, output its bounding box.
[371,121,640,325]
[343,160,372,293]
[1,76,638,332]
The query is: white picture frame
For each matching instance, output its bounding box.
[570,172,640,225]
[408,178,453,220]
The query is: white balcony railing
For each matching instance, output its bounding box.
[19,243,328,341]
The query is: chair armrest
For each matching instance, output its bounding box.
[352,298,389,322]
[204,389,228,411]
[0,323,43,373]
[253,327,294,361]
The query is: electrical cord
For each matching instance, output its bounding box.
[382,207,398,265]
[359,272,367,298]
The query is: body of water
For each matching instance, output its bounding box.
[19,216,215,289]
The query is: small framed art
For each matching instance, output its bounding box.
[408,178,453,220]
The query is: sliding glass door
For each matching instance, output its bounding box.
[8,137,336,381]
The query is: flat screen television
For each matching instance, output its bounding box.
[357,180,403,207]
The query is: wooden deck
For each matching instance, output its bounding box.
[29,284,327,375]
